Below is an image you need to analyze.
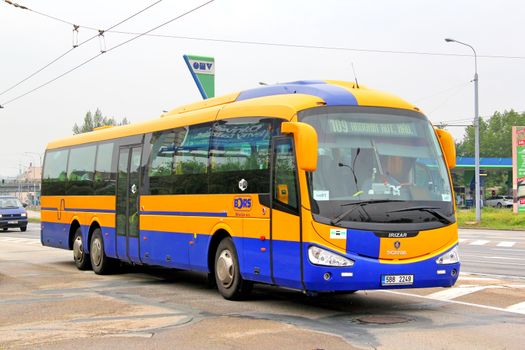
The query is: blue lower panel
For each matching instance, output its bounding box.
[239,237,271,284]
[303,243,460,292]
[140,230,191,269]
[271,240,302,289]
[41,222,70,249]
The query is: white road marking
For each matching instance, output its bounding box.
[506,301,525,314]
[378,289,525,316]
[458,238,468,243]
[486,256,523,260]
[470,240,490,246]
[496,241,517,247]
[426,285,497,300]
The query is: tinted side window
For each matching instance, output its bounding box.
[66,145,96,195]
[148,130,176,195]
[42,149,69,196]
[273,137,298,211]
[146,123,212,195]
[209,118,275,194]
[172,124,211,194]
[94,142,116,195]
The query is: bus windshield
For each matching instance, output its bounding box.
[300,106,454,227]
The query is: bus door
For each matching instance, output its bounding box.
[116,145,142,263]
[270,136,303,289]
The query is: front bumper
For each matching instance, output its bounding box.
[303,245,460,292]
[0,218,28,229]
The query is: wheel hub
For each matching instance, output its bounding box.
[216,249,234,288]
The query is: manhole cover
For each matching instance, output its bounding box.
[356,315,410,325]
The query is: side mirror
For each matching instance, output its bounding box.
[435,128,456,169]
[281,121,318,171]
[22,203,28,208]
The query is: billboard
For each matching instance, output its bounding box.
[512,126,525,213]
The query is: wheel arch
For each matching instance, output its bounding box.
[207,228,232,274]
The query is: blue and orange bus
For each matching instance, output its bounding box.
[41,80,459,299]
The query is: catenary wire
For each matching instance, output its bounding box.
[5,0,525,60]
[0,0,163,98]
[104,31,525,60]
[0,0,215,107]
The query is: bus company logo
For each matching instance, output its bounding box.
[234,197,252,211]
[388,232,408,238]
[394,241,401,249]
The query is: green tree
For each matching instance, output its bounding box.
[456,109,525,196]
[73,108,129,134]
[456,109,525,158]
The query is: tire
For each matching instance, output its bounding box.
[73,227,91,270]
[90,228,114,275]
[20,226,27,232]
[214,237,252,300]
[2,228,7,231]
[496,202,502,208]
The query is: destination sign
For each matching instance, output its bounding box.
[328,119,417,137]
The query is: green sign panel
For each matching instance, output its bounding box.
[183,54,215,99]
[512,126,525,213]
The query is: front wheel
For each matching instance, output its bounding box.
[497,202,502,208]
[214,237,252,300]
[90,228,114,274]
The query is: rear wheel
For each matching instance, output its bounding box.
[20,226,27,232]
[214,237,252,300]
[73,228,91,270]
[2,228,7,231]
[497,202,503,208]
[90,228,114,274]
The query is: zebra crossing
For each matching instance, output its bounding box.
[459,238,520,248]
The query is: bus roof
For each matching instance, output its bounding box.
[46,80,420,150]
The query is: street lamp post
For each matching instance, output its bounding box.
[445,38,481,222]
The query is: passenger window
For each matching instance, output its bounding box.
[148,130,176,194]
[67,145,96,195]
[209,118,275,194]
[273,137,298,211]
[42,149,70,196]
[94,142,116,195]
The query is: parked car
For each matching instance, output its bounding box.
[485,195,513,208]
[0,196,28,232]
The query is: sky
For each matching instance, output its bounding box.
[1,0,524,177]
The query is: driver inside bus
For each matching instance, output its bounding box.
[362,155,415,196]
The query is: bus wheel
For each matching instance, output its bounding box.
[90,228,113,275]
[215,237,251,300]
[73,228,91,270]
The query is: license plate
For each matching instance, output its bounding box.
[8,221,18,224]
[381,274,414,286]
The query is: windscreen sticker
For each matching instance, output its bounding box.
[314,190,330,201]
[442,194,452,201]
[330,229,347,240]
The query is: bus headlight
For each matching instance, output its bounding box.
[308,246,354,267]
[21,213,27,217]
[436,246,459,265]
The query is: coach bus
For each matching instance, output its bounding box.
[41,80,459,299]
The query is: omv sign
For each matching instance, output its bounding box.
[189,59,214,75]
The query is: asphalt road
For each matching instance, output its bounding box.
[1,224,525,349]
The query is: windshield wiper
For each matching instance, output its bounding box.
[331,199,402,225]
[386,206,453,224]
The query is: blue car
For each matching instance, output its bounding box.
[0,196,28,232]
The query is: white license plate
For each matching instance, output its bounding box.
[381,274,414,286]
[7,220,18,224]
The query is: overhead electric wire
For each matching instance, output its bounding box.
[0,0,215,107]
[104,31,525,61]
[0,0,164,100]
